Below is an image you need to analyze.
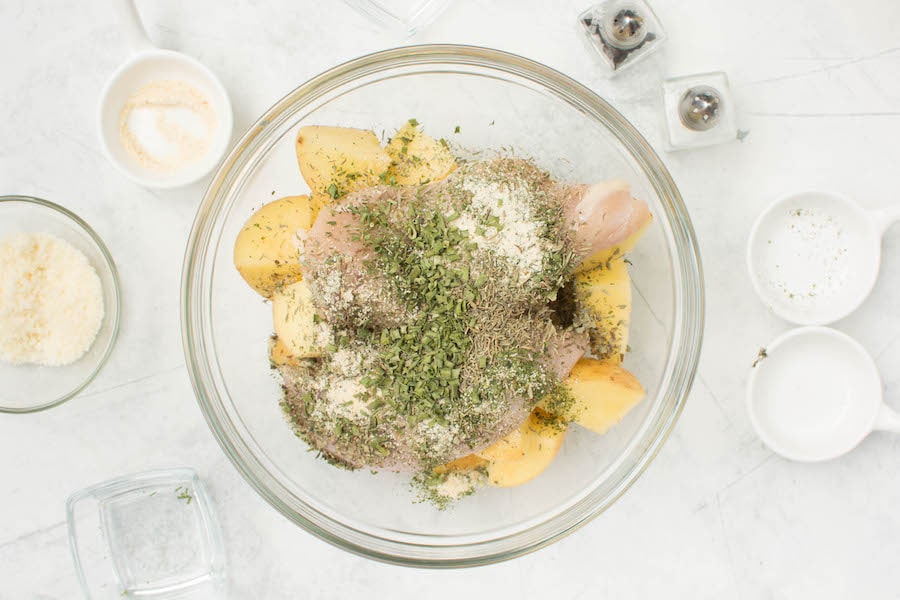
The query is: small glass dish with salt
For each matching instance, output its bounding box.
[66,468,227,600]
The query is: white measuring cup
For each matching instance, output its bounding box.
[747,191,900,325]
[97,0,233,189]
[747,326,900,462]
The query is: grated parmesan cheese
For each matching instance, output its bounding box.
[0,232,104,366]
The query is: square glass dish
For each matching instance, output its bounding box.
[342,0,454,35]
[66,468,226,599]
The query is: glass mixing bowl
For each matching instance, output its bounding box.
[182,45,703,567]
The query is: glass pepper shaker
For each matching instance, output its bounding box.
[577,0,667,76]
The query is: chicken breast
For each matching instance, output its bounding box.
[553,180,651,263]
[545,327,590,380]
[280,159,640,472]
[301,191,412,329]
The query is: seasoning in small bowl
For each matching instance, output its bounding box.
[118,79,217,173]
[747,191,899,325]
[98,50,233,189]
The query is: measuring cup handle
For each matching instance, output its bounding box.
[874,403,900,434]
[870,205,900,236]
[115,0,154,54]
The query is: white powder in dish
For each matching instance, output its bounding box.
[119,80,216,172]
[0,232,104,366]
[762,207,850,306]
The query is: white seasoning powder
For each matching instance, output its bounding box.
[761,207,850,305]
[317,348,371,421]
[434,470,485,500]
[413,420,458,459]
[119,80,216,171]
[325,378,369,420]
[455,181,546,280]
[0,232,104,366]
[330,348,365,376]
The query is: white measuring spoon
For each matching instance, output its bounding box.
[747,326,900,462]
[747,191,900,325]
[97,0,233,189]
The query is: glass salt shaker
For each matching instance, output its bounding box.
[663,71,738,151]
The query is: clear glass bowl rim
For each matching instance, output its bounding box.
[0,195,122,414]
[181,44,704,567]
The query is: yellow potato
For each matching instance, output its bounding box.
[542,358,645,435]
[576,215,653,273]
[268,337,300,368]
[476,427,526,462]
[575,258,632,363]
[271,279,326,359]
[485,413,567,488]
[295,126,391,201]
[434,454,488,475]
[233,195,316,298]
[386,120,457,185]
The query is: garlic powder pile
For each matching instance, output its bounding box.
[119,79,216,171]
[454,180,547,282]
[0,232,104,366]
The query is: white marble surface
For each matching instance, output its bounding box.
[2,0,900,598]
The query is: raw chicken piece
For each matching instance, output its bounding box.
[301,190,412,329]
[553,180,651,263]
[544,327,590,380]
[304,203,371,266]
[281,160,639,472]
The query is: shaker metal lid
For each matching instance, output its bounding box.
[678,86,721,131]
[602,7,648,50]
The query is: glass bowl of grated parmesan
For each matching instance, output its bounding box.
[0,196,121,413]
[182,45,703,566]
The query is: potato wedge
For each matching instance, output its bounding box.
[271,279,328,358]
[386,120,456,185]
[269,337,301,368]
[484,413,567,488]
[575,258,632,363]
[434,454,488,475]
[540,358,645,435]
[576,214,652,273]
[233,195,316,298]
[295,126,391,201]
[476,427,526,462]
